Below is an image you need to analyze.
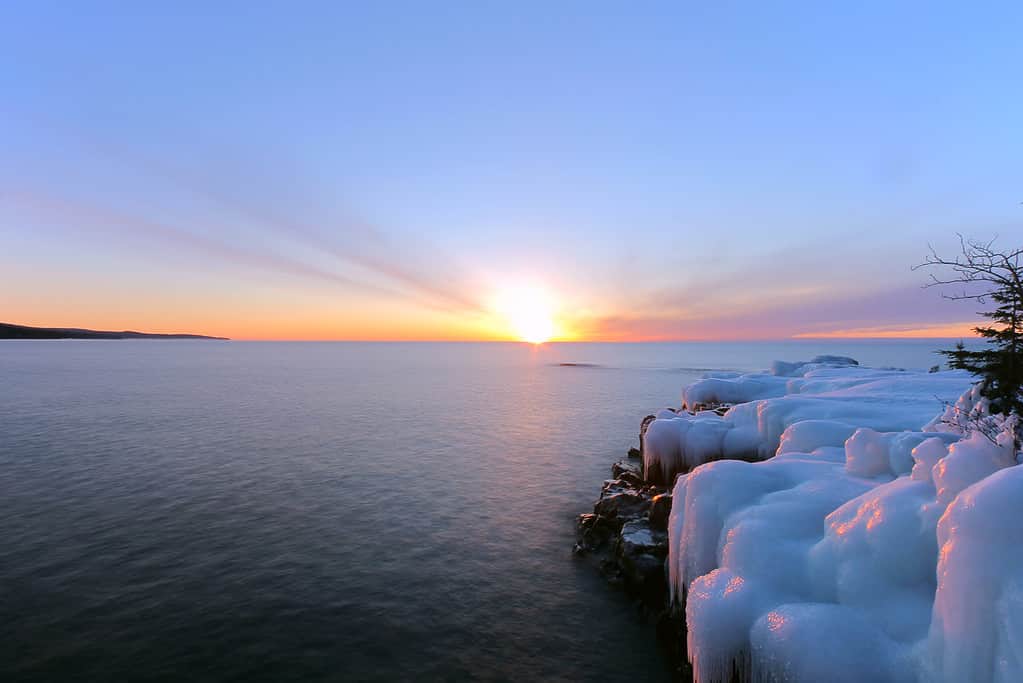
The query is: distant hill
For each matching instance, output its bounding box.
[0,322,229,340]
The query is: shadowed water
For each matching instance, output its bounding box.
[0,340,949,681]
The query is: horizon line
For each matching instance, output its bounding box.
[195,336,979,343]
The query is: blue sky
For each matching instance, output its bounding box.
[1,1,1020,339]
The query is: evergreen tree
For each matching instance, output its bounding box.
[917,236,1023,449]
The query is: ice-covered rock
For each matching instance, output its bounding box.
[663,360,1022,683]
[927,464,1023,683]
[645,362,974,486]
[770,354,858,377]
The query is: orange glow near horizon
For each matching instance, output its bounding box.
[4,284,982,342]
[6,312,985,342]
[794,321,982,340]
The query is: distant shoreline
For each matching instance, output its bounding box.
[0,322,228,340]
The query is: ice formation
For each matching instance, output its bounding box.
[643,356,971,483]
[662,359,1023,683]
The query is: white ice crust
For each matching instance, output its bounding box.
[660,359,1022,683]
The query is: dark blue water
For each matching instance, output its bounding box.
[0,340,951,681]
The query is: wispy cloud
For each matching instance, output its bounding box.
[4,190,404,298]
[2,111,488,315]
[570,283,983,340]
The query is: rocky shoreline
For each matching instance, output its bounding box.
[573,358,1022,683]
[573,414,691,681]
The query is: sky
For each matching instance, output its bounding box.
[1,1,1021,341]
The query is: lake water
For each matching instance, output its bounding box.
[0,340,954,681]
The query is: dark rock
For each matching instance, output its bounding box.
[619,551,667,607]
[576,413,690,675]
[643,463,672,488]
[612,460,642,480]
[618,519,668,559]
[600,558,625,586]
[639,414,657,453]
[810,354,858,366]
[615,519,669,605]
[689,401,732,416]
[616,470,646,488]
[600,477,654,499]
[610,460,645,491]
[600,478,627,495]
[575,513,617,554]
[656,608,693,680]
[623,472,646,488]
[648,493,673,531]
[578,512,597,526]
[594,486,651,522]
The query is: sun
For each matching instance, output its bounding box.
[496,287,555,344]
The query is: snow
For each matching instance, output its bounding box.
[663,359,1023,683]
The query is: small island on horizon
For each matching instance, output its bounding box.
[0,322,229,340]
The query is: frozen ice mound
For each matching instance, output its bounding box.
[644,361,973,485]
[661,360,1022,683]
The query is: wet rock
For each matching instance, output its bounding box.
[605,476,662,494]
[574,513,617,554]
[617,551,667,607]
[639,414,657,453]
[622,552,666,602]
[621,471,646,488]
[612,460,642,480]
[618,519,667,558]
[689,401,733,416]
[575,413,689,675]
[616,519,669,607]
[600,558,625,586]
[648,493,673,531]
[656,608,693,680]
[594,485,650,522]
[609,468,644,488]
[600,478,628,496]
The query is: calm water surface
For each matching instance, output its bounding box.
[0,340,950,681]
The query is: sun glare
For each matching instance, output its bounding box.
[497,287,555,344]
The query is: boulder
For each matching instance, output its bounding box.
[613,519,671,605]
[574,513,617,554]
[621,552,666,604]
[618,519,668,558]
[608,463,645,488]
[595,481,651,522]
[616,519,669,605]
[611,460,642,480]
